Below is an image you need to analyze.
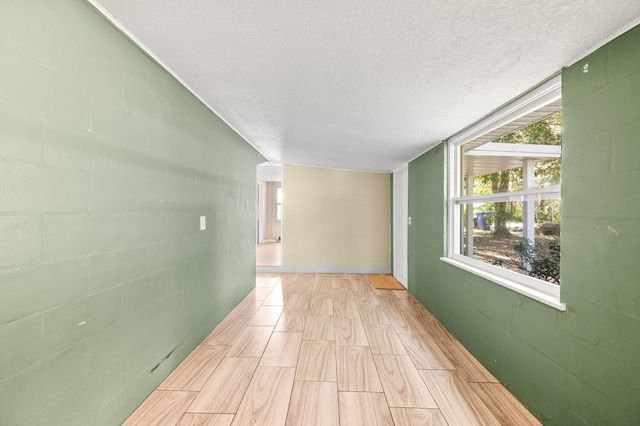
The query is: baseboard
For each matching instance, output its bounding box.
[393,275,409,289]
[256,266,392,274]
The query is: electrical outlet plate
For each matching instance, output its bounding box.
[200,216,206,230]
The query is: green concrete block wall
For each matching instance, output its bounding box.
[408,26,640,425]
[0,1,263,425]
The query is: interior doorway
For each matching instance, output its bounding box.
[256,163,283,267]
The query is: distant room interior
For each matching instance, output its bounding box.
[257,163,282,267]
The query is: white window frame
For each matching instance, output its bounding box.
[442,75,566,311]
[275,187,283,222]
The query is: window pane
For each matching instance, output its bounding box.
[459,199,561,284]
[275,187,283,221]
[462,112,562,196]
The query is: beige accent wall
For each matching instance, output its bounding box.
[282,164,390,269]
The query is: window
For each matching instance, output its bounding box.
[444,75,566,310]
[275,187,283,222]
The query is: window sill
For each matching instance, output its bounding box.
[440,256,566,311]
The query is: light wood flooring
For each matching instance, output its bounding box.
[256,243,281,267]
[124,273,542,426]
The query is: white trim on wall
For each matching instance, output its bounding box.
[393,165,409,288]
[257,181,265,244]
[257,266,391,274]
[566,15,640,67]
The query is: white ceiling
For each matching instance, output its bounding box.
[257,163,283,182]
[89,0,640,173]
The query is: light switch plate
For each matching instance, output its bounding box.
[200,216,206,230]
[408,217,412,225]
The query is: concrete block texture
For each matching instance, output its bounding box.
[0,215,41,268]
[0,0,263,425]
[408,24,640,426]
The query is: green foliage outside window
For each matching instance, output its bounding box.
[511,236,561,284]
[474,112,562,234]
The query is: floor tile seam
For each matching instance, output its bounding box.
[294,378,339,383]
[222,362,286,421]
[422,369,505,425]
[397,331,452,373]
[466,382,528,426]
[158,345,232,392]
[184,356,262,414]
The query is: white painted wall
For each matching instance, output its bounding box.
[257,180,265,243]
[393,166,409,288]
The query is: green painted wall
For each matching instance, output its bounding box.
[0,1,263,425]
[408,26,640,425]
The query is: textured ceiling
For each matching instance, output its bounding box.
[257,163,283,182]
[89,0,640,172]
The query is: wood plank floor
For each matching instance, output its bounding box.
[257,242,281,267]
[124,273,542,426]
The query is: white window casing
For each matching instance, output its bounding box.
[443,75,566,311]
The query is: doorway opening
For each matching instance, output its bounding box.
[257,163,282,267]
